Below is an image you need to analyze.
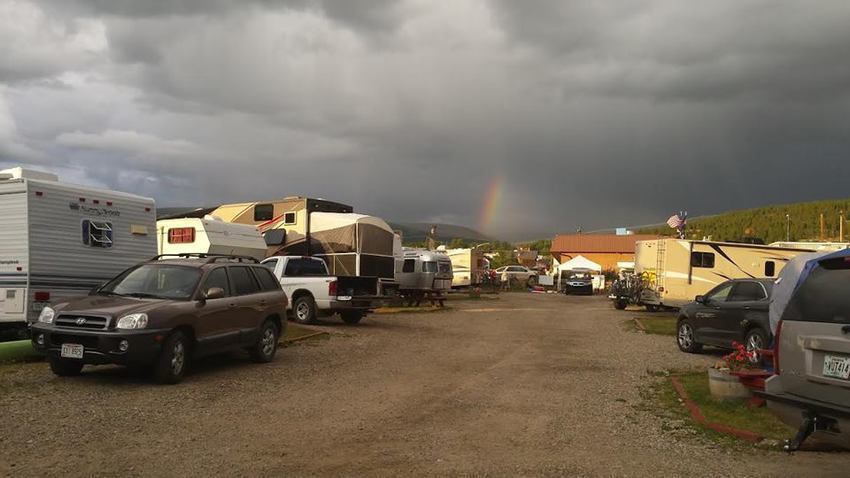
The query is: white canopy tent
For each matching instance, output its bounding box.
[556,255,602,272]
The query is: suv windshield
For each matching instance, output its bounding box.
[782,258,850,324]
[99,264,202,300]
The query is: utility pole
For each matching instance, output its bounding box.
[785,214,791,242]
[820,213,825,241]
[841,210,845,243]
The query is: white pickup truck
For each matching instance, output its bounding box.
[261,256,383,324]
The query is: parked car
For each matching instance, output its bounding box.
[757,251,850,451]
[494,265,538,286]
[30,254,288,384]
[676,278,773,355]
[562,268,594,295]
[262,255,382,324]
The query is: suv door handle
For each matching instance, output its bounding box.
[229,303,236,308]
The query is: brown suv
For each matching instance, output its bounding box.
[30,254,288,384]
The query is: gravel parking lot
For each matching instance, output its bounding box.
[1,294,848,477]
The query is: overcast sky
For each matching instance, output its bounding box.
[2,1,849,240]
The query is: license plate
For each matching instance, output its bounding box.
[60,343,84,359]
[823,355,850,380]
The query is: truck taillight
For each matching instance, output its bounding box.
[773,320,782,374]
[34,291,50,301]
[328,280,338,297]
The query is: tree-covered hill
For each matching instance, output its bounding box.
[639,199,850,243]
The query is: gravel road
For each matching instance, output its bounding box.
[1,294,848,477]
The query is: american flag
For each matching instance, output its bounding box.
[667,214,686,229]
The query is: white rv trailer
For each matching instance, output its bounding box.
[443,247,487,288]
[635,238,810,309]
[768,241,850,252]
[157,216,267,260]
[0,168,156,327]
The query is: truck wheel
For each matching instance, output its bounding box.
[614,299,628,310]
[340,311,364,324]
[293,295,317,324]
[49,357,83,377]
[527,276,537,287]
[677,320,703,354]
[153,331,187,385]
[645,304,660,312]
[249,320,279,363]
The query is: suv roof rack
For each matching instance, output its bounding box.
[151,253,260,264]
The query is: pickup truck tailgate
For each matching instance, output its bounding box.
[336,276,379,297]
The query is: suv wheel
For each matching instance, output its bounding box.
[49,357,83,377]
[153,331,188,385]
[340,311,364,325]
[526,275,537,287]
[249,320,279,363]
[677,319,703,353]
[745,328,767,362]
[614,299,628,310]
[293,295,317,324]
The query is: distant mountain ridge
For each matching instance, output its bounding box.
[638,198,850,243]
[388,222,493,243]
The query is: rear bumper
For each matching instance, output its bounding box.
[317,295,384,311]
[755,390,850,419]
[30,324,169,366]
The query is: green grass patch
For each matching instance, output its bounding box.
[0,340,43,363]
[634,316,677,336]
[284,324,327,342]
[645,371,794,447]
[676,372,794,440]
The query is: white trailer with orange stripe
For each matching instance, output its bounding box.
[0,167,156,328]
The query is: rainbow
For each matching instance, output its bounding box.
[479,175,505,231]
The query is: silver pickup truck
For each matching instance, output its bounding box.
[261,256,382,325]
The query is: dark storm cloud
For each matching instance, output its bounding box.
[3,0,850,240]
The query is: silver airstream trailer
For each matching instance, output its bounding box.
[398,250,453,305]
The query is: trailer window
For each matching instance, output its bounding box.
[764,261,776,277]
[283,212,296,225]
[168,227,195,244]
[438,262,452,274]
[402,259,415,273]
[254,204,274,221]
[690,252,715,268]
[82,220,113,248]
[422,262,437,273]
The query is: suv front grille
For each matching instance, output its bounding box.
[55,315,109,330]
[49,333,99,348]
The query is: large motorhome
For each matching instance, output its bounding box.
[442,247,487,288]
[636,238,810,309]
[177,197,398,291]
[0,168,157,327]
[156,216,267,260]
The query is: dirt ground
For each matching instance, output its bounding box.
[1,294,848,477]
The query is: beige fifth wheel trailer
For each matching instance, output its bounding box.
[183,197,398,291]
[636,238,811,309]
[441,247,486,288]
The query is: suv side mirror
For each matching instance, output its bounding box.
[695,295,705,304]
[204,287,225,300]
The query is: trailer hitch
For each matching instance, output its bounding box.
[783,411,837,453]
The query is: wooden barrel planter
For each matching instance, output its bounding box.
[708,367,751,400]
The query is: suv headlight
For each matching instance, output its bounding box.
[38,307,55,324]
[116,313,148,329]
